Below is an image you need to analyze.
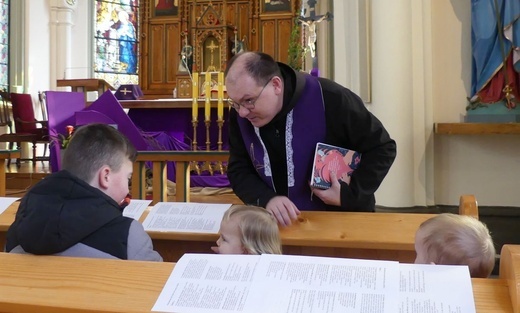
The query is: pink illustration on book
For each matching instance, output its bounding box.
[311,143,361,189]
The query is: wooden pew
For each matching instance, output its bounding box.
[0,201,431,262]
[459,194,479,219]
[500,245,520,313]
[132,150,229,204]
[0,249,517,313]
[0,150,21,196]
[1,196,478,263]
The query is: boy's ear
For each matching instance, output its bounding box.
[97,166,111,190]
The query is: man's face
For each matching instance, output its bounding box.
[226,74,282,128]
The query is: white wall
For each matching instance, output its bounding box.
[334,0,519,208]
[24,0,51,95]
[334,0,433,207]
[21,0,90,94]
[432,0,520,206]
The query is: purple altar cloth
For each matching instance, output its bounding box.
[128,108,230,151]
[128,107,230,187]
[45,91,86,172]
[146,131,230,188]
[115,84,144,100]
[46,90,230,188]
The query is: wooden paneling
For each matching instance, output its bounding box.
[149,24,166,84]
[278,18,293,63]
[176,76,192,98]
[166,23,181,84]
[261,20,277,57]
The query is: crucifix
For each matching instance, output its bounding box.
[298,0,332,75]
[205,39,219,72]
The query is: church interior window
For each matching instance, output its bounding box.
[94,0,139,89]
[0,0,9,91]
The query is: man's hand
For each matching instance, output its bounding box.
[266,196,301,227]
[312,171,341,206]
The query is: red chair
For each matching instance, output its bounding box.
[0,93,49,166]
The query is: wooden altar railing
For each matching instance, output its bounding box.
[131,150,229,204]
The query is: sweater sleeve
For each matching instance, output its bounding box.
[126,220,163,262]
[320,78,397,211]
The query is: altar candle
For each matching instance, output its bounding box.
[205,71,211,120]
[217,72,224,119]
[192,72,199,120]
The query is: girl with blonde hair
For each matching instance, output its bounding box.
[212,205,282,255]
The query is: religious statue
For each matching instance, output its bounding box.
[299,12,331,59]
[231,28,247,55]
[178,31,193,73]
[469,0,520,110]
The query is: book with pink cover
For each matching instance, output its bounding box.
[311,142,362,189]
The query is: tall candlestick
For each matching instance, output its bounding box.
[205,71,211,120]
[217,72,224,119]
[192,72,199,120]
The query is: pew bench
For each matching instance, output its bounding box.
[143,194,479,262]
[132,150,230,204]
[0,244,518,312]
[0,195,479,263]
[0,150,21,196]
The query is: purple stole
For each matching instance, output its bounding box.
[237,74,327,210]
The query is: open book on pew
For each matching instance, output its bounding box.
[153,253,476,313]
[142,202,232,233]
[121,199,152,220]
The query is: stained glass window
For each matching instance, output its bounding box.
[94,0,139,89]
[0,0,9,91]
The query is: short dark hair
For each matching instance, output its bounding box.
[225,52,281,86]
[62,123,136,183]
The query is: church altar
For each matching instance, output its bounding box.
[126,99,231,188]
[47,91,231,188]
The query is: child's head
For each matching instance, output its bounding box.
[414,213,495,278]
[213,205,282,255]
[62,123,136,203]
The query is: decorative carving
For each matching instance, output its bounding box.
[192,2,233,73]
[140,0,297,96]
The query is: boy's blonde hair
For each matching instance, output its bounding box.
[417,213,495,278]
[222,205,282,255]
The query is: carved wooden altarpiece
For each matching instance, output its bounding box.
[139,0,298,98]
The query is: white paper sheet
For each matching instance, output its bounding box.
[122,199,152,220]
[152,254,260,313]
[0,197,19,215]
[142,202,232,233]
[399,263,476,313]
[153,254,477,313]
[245,254,400,313]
